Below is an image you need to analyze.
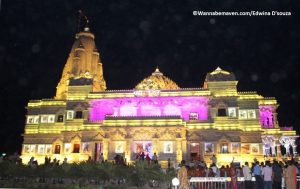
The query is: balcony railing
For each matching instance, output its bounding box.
[105,115,182,120]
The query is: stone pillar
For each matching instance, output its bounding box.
[210,107,217,120]
[273,112,279,128]
[276,143,281,157]
[260,144,264,157]
[152,139,159,154]
[102,139,109,161]
[176,139,183,165]
[200,142,204,161]
[186,141,191,161]
[215,142,219,154]
[125,140,131,163]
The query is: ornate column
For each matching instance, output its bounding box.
[152,139,159,155]
[186,141,191,160]
[102,139,109,161]
[210,107,217,120]
[124,139,131,163]
[176,139,183,164]
[276,143,281,157]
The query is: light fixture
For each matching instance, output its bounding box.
[172,177,179,186]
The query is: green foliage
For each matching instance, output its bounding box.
[0,161,10,177]
[0,161,171,188]
[68,162,86,179]
[165,167,176,180]
[127,161,165,186]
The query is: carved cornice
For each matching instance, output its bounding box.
[70,134,82,142]
[109,128,127,140]
[131,128,152,140]
[91,132,106,141]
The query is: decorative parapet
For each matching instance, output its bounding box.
[105,115,182,120]
[238,91,263,100]
[88,88,211,99]
[262,128,297,136]
[27,99,66,108]
[103,118,185,127]
[258,98,277,105]
[186,122,213,129]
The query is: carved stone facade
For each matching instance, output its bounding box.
[22,28,298,166]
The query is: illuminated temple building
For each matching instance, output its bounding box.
[21,27,298,166]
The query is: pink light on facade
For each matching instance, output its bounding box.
[89,96,209,121]
[259,106,274,128]
[163,104,181,116]
[141,104,161,116]
[120,105,137,116]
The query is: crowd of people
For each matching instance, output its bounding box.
[176,156,299,189]
[135,152,158,164]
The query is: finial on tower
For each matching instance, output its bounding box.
[152,67,163,76]
[210,66,231,75]
[78,10,90,32]
[155,66,159,72]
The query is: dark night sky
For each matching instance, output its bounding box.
[0,0,299,154]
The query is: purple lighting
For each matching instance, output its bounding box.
[89,96,209,121]
[259,106,274,128]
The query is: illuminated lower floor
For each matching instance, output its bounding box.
[21,127,298,166]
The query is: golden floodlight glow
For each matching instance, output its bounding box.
[258,99,277,105]
[21,26,298,166]
[27,100,66,107]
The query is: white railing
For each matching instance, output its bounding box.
[190,177,228,189]
[189,177,255,189]
[189,177,300,189]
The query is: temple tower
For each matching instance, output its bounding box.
[55,27,106,99]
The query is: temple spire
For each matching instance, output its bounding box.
[55,16,106,99]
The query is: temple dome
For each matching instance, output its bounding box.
[135,68,180,90]
[205,67,236,82]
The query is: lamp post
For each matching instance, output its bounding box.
[172,177,179,189]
